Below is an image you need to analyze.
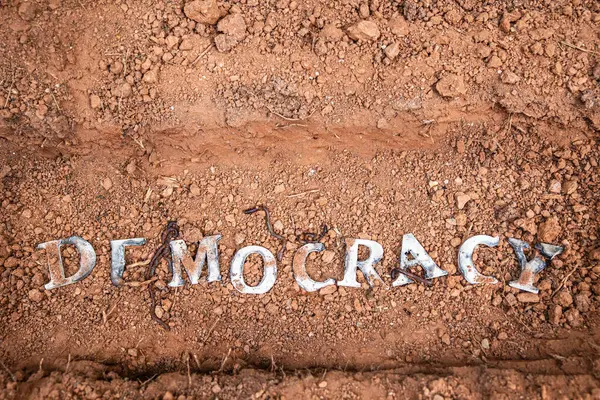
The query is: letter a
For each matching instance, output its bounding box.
[392,234,447,286]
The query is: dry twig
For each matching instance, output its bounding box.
[51,93,61,112]
[191,44,214,66]
[552,265,578,298]
[267,107,316,122]
[287,189,320,198]
[560,41,600,55]
[65,354,71,373]
[218,348,232,372]
[0,360,16,382]
[4,69,16,109]
[102,302,119,325]
[186,353,192,387]
[123,277,157,287]
[202,317,221,345]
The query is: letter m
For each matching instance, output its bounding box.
[168,235,222,287]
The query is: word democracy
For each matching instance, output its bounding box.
[36,233,563,295]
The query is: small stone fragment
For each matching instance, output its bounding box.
[501,71,520,84]
[444,9,461,24]
[143,68,159,84]
[504,293,517,306]
[18,1,38,21]
[538,216,561,243]
[548,180,562,193]
[517,292,539,303]
[273,220,284,232]
[455,192,471,210]
[90,94,102,109]
[163,392,174,400]
[549,305,562,324]
[165,35,180,50]
[214,34,238,52]
[161,186,174,198]
[234,233,245,245]
[515,218,537,235]
[116,82,132,98]
[179,39,194,51]
[556,290,573,307]
[441,333,451,345]
[564,308,583,327]
[435,74,467,98]
[499,15,511,33]
[102,177,113,191]
[190,184,201,196]
[322,250,335,264]
[384,42,400,59]
[563,180,578,195]
[388,16,409,36]
[184,0,221,25]
[376,118,389,129]
[487,55,502,68]
[125,161,136,175]
[575,294,590,312]
[346,20,380,41]
[28,289,44,302]
[320,24,344,41]
[217,13,247,41]
[319,285,337,295]
[265,303,278,314]
[358,3,370,19]
[110,61,124,75]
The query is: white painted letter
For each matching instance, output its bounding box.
[292,243,336,292]
[230,245,277,294]
[392,233,447,286]
[338,238,384,288]
[110,238,146,286]
[458,235,499,285]
[168,235,222,287]
[37,236,97,290]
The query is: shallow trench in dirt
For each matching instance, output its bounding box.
[1,117,600,398]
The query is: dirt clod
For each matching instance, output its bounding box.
[435,74,467,98]
[346,20,380,41]
[538,217,561,243]
[184,0,221,25]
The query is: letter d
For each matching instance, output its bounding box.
[37,236,97,290]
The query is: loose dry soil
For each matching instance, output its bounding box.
[1,0,600,398]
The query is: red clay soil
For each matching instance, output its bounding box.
[1,0,600,398]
